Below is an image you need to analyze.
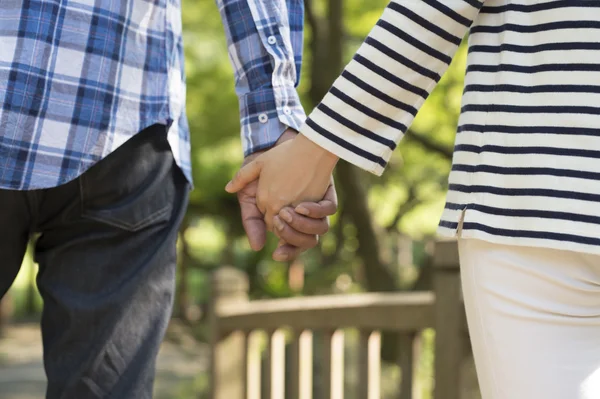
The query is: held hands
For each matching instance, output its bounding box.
[230,130,339,261]
[271,180,337,261]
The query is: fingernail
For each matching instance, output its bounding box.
[274,216,285,231]
[225,181,233,192]
[295,206,309,216]
[280,209,293,223]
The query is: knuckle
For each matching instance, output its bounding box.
[289,218,306,231]
[279,225,292,238]
[316,219,329,235]
[268,203,282,215]
[275,229,286,240]
[305,235,319,249]
[281,230,300,245]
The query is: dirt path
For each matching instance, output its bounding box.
[0,323,208,399]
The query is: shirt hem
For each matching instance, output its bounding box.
[0,115,192,191]
[436,208,600,257]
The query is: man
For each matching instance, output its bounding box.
[0,0,333,397]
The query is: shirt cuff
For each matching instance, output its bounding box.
[239,87,307,156]
[299,119,388,177]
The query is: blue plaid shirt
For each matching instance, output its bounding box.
[216,0,306,157]
[0,0,305,190]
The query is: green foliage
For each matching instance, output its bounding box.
[177,0,467,300]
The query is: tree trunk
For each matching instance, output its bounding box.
[306,0,399,364]
[306,0,395,293]
[335,163,396,292]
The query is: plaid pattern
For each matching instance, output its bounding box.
[216,0,306,156]
[0,0,190,190]
[0,0,305,190]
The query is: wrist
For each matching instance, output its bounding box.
[275,128,298,145]
[295,133,339,172]
[244,128,298,165]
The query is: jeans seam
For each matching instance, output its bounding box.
[80,203,172,232]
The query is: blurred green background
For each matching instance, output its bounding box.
[0,0,469,397]
[172,0,465,304]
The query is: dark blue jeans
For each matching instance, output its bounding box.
[0,124,189,398]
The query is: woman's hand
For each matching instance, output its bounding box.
[226,134,339,231]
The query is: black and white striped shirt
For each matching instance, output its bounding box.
[300,0,600,255]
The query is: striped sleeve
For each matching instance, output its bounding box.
[299,0,485,175]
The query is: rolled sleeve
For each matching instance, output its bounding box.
[240,87,306,155]
[216,0,306,156]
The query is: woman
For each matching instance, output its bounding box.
[227,1,600,398]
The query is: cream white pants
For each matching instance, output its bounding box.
[459,239,600,399]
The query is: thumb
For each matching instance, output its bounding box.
[239,199,267,251]
[225,161,262,193]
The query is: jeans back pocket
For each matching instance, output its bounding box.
[79,125,179,232]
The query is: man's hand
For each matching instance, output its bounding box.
[227,133,339,232]
[234,129,338,261]
[272,180,337,261]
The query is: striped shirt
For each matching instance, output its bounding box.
[299,0,600,255]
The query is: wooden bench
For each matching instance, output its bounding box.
[208,240,471,399]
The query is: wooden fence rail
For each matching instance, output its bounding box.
[208,239,470,399]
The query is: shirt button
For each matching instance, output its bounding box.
[267,35,277,45]
[283,106,292,115]
[258,113,269,123]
